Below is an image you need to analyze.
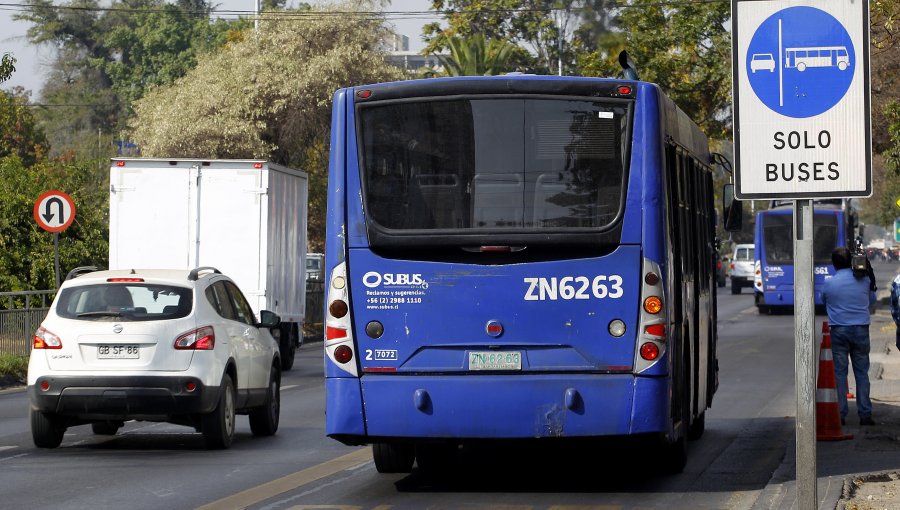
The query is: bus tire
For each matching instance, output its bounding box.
[373,442,415,473]
[688,412,705,441]
[661,359,689,473]
[415,442,458,476]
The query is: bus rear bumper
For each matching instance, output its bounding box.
[325,374,669,442]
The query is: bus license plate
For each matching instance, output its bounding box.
[98,345,139,359]
[468,351,522,371]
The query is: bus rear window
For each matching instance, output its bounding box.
[358,98,629,233]
[763,213,838,265]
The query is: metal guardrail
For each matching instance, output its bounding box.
[0,285,327,356]
[0,290,55,356]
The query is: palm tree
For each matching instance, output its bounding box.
[435,34,518,76]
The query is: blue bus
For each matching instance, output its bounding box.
[324,76,733,474]
[753,199,857,314]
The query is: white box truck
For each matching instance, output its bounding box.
[108,158,309,370]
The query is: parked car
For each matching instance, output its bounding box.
[731,244,756,294]
[27,266,282,449]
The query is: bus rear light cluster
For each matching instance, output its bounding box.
[635,259,667,374]
[640,342,660,360]
[334,345,353,364]
[325,261,358,376]
[33,327,62,349]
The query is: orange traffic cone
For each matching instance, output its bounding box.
[817,321,853,441]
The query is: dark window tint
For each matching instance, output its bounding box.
[763,212,839,265]
[206,282,237,321]
[225,281,256,325]
[56,284,192,321]
[359,98,628,232]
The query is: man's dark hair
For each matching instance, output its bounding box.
[832,247,852,269]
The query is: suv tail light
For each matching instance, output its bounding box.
[174,326,215,350]
[33,327,62,349]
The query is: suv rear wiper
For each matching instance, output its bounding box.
[76,311,123,318]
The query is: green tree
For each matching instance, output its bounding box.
[0,90,49,167]
[0,156,108,291]
[423,0,620,75]
[16,0,246,155]
[129,4,406,250]
[435,34,519,76]
[0,53,15,83]
[614,0,732,141]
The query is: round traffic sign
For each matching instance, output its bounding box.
[34,190,76,233]
[746,6,855,118]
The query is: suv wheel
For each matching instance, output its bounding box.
[31,409,65,448]
[91,421,123,435]
[202,374,236,449]
[249,365,281,436]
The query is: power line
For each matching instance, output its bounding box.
[0,0,728,20]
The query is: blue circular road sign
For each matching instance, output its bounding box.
[746,6,855,118]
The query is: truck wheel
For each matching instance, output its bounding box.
[278,323,296,371]
[202,374,236,449]
[31,409,65,448]
[249,365,280,436]
[373,442,415,473]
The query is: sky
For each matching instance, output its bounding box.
[0,0,438,98]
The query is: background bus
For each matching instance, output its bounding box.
[324,76,735,474]
[753,199,857,314]
[784,46,850,71]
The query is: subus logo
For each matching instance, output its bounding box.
[362,271,427,288]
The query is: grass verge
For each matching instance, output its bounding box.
[0,353,27,386]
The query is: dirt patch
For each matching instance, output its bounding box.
[840,472,900,510]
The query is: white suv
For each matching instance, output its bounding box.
[730,244,756,294]
[27,267,282,449]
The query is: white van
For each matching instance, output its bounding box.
[730,244,755,294]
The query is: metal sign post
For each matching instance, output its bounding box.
[794,199,816,509]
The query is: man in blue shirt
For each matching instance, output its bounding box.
[891,272,900,352]
[822,247,877,426]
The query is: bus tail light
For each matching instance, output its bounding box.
[33,327,62,349]
[640,342,660,360]
[635,258,667,374]
[325,261,358,376]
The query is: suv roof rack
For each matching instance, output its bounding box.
[188,266,221,281]
[65,266,100,281]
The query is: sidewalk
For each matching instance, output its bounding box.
[754,289,900,509]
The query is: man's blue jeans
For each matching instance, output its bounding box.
[830,325,872,419]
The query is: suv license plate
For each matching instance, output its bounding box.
[468,351,521,371]
[98,345,140,359]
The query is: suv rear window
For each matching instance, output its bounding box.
[55,284,193,321]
